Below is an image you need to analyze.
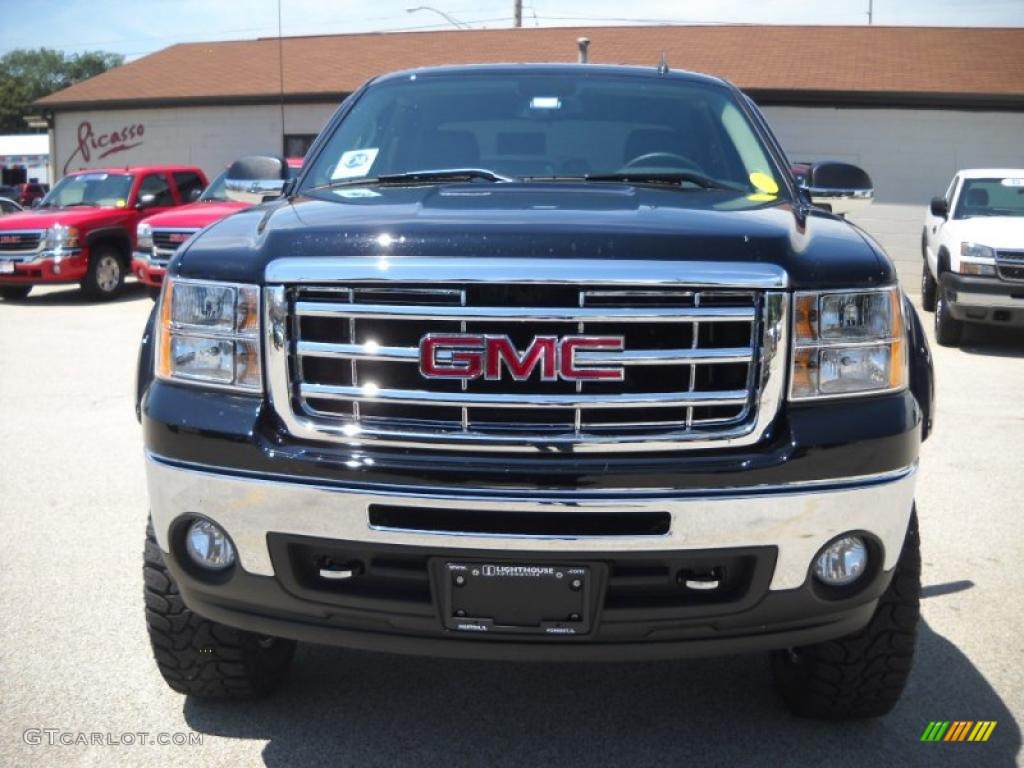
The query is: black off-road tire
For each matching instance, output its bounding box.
[143,521,296,698]
[771,509,921,720]
[0,285,31,300]
[934,292,963,347]
[81,245,125,300]
[920,262,937,312]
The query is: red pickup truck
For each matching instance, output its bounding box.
[133,158,302,297]
[0,165,207,301]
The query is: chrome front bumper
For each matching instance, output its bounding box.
[146,453,916,592]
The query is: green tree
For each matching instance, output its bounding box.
[0,48,124,133]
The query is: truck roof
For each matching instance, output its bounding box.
[373,62,731,89]
[65,164,204,176]
[956,168,1024,178]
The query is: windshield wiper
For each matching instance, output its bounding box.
[312,168,515,191]
[62,202,99,208]
[580,171,737,191]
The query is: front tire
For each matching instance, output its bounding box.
[143,521,296,698]
[934,292,963,347]
[920,262,937,312]
[82,246,125,300]
[771,509,920,720]
[0,285,31,300]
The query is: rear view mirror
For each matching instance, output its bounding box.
[188,187,203,203]
[225,155,288,205]
[930,196,948,218]
[136,193,158,209]
[31,198,42,208]
[798,161,873,216]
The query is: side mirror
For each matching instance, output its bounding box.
[31,198,42,208]
[136,193,157,210]
[930,196,948,218]
[225,155,287,205]
[187,187,203,203]
[798,161,873,216]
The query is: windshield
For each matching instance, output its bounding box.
[954,177,1024,218]
[41,172,133,208]
[303,71,785,198]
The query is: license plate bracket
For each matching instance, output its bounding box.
[441,561,592,636]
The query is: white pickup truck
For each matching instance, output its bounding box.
[921,168,1024,346]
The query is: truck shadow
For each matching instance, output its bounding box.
[1,281,152,306]
[957,325,1024,359]
[183,619,1019,768]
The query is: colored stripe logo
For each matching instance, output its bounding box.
[921,721,997,742]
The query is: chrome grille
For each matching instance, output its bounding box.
[151,228,198,266]
[265,259,789,453]
[996,249,1024,282]
[0,230,44,256]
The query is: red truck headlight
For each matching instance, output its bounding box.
[156,277,262,393]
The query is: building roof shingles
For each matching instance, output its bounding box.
[35,25,1024,110]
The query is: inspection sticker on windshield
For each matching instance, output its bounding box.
[332,148,379,179]
[1000,178,1024,187]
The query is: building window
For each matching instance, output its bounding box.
[284,134,317,159]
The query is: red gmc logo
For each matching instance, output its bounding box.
[419,334,625,382]
[0,235,21,244]
[168,233,189,243]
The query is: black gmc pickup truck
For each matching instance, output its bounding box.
[137,64,934,719]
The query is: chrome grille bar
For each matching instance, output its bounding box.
[296,340,754,366]
[294,301,755,323]
[301,383,749,409]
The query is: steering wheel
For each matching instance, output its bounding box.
[620,152,704,173]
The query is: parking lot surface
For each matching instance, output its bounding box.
[1,280,1021,767]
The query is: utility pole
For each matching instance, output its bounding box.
[867,0,873,25]
[514,0,522,27]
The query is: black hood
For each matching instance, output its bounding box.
[174,182,893,289]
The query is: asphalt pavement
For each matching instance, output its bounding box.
[1,279,1021,767]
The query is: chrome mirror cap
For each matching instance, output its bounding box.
[807,186,874,216]
[224,155,288,204]
[224,177,286,205]
[797,161,874,216]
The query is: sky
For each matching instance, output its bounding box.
[1,0,1022,58]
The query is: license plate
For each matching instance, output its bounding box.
[0,261,14,274]
[442,561,591,636]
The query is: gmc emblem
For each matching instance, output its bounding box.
[0,235,21,244]
[419,334,625,382]
[168,233,189,243]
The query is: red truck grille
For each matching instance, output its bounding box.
[0,230,44,254]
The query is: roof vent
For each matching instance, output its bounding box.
[577,37,590,64]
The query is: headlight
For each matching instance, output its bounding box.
[958,242,997,276]
[790,286,906,399]
[45,224,79,249]
[156,278,262,392]
[137,222,153,251]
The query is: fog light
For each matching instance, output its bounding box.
[185,518,236,570]
[813,534,868,586]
